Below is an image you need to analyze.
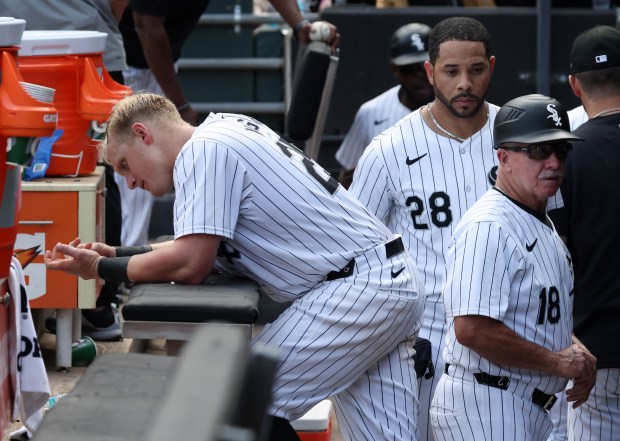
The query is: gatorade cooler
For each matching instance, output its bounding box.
[291,400,333,441]
[1,17,57,284]
[17,30,131,176]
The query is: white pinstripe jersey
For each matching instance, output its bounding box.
[172,113,396,301]
[442,189,574,394]
[335,85,412,170]
[568,105,588,131]
[350,104,500,305]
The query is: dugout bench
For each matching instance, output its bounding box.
[121,272,261,355]
[32,326,280,441]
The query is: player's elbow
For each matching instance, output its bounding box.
[171,264,212,285]
[454,316,482,349]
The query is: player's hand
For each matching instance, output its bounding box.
[566,370,596,408]
[555,343,597,383]
[68,237,116,257]
[562,338,597,408]
[44,242,103,280]
[298,21,340,53]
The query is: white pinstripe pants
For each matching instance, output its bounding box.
[431,374,553,441]
[568,368,620,441]
[252,241,425,440]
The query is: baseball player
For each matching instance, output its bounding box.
[349,17,499,441]
[549,25,620,441]
[113,0,211,249]
[44,93,425,441]
[431,94,596,441]
[566,18,620,133]
[335,22,433,188]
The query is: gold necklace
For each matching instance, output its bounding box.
[591,107,620,119]
[426,103,466,143]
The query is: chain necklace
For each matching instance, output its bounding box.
[591,107,620,119]
[426,103,466,143]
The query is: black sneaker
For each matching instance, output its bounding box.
[82,304,122,341]
[45,304,122,341]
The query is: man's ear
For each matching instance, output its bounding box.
[568,75,582,98]
[131,122,152,144]
[424,60,434,86]
[497,148,512,170]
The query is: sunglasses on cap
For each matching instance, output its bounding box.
[496,143,572,161]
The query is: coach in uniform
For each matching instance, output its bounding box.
[335,22,434,188]
[349,17,500,441]
[549,25,620,440]
[44,93,425,441]
[431,94,596,441]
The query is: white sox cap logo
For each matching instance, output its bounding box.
[410,34,425,51]
[546,104,562,127]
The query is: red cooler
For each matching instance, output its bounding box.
[17,30,131,176]
[1,19,57,285]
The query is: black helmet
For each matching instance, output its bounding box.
[390,23,432,66]
[493,94,583,147]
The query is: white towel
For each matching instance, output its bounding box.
[8,256,50,432]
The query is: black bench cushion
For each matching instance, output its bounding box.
[121,274,260,324]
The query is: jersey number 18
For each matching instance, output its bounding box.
[537,286,561,325]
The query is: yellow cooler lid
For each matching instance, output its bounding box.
[18,30,107,56]
[0,17,26,47]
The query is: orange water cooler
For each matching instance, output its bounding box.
[16,30,131,177]
[10,30,130,370]
[1,15,59,437]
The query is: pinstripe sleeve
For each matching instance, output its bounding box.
[349,139,392,223]
[174,139,247,239]
[335,106,372,170]
[443,221,523,322]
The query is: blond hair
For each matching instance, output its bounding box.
[99,92,185,162]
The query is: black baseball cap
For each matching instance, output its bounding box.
[390,23,432,66]
[570,25,620,74]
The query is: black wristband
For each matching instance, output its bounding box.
[115,245,153,257]
[98,257,132,284]
[293,19,310,40]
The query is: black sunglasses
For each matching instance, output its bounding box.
[399,63,425,76]
[496,143,573,161]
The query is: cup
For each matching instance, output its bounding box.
[71,336,98,366]
[19,81,55,104]
[6,137,38,167]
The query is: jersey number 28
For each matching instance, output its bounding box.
[406,192,453,229]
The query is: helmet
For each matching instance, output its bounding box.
[493,94,583,147]
[390,23,432,66]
